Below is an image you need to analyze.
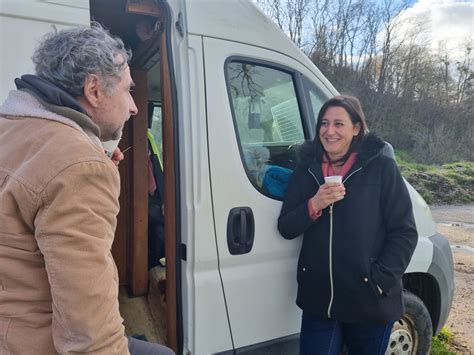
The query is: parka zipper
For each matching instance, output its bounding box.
[308,167,362,318]
[327,203,334,318]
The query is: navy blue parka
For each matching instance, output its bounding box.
[278,134,418,324]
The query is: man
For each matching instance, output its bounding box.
[0,25,173,354]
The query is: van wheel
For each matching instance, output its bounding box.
[386,291,432,355]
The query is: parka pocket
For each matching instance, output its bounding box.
[296,262,308,284]
[362,274,384,299]
[367,258,387,298]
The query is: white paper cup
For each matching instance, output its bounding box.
[324,175,343,184]
[102,139,120,158]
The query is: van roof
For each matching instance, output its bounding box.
[185,0,330,84]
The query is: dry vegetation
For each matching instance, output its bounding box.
[256,0,473,165]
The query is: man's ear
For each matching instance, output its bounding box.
[82,74,102,108]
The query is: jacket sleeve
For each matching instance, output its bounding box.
[371,157,418,295]
[278,167,319,239]
[35,160,129,354]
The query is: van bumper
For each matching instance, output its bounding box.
[427,232,455,335]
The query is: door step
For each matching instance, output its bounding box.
[118,265,167,344]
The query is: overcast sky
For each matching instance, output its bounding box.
[396,0,473,60]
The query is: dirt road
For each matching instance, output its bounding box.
[431,204,473,354]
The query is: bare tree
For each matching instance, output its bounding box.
[254,0,473,163]
[308,0,334,71]
[286,0,310,48]
[358,3,382,85]
[436,43,453,105]
[376,0,411,94]
[257,0,310,48]
[455,43,473,103]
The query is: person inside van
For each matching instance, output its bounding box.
[278,95,418,354]
[0,24,173,355]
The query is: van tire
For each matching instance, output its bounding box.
[386,291,432,355]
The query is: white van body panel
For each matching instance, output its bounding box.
[164,1,235,352]
[405,237,433,273]
[407,183,437,238]
[405,184,436,272]
[0,0,89,102]
[177,33,234,353]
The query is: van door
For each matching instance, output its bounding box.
[203,37,329,350]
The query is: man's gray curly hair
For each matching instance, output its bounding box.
[32,23,131,97]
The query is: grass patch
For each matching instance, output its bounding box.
[431,327,456,354]
[395,155,474,205]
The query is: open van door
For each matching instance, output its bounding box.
[89,0,183,350]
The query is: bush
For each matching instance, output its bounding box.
[431,327,456,355]
[396,156,474,205]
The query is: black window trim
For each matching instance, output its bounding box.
[301,76,331,139]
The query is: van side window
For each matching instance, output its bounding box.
[226,61,306,199]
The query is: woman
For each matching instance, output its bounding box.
[278,95,418,354]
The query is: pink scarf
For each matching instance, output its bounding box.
[321,152,358,179]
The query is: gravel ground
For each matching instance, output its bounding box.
[431,204,473,354]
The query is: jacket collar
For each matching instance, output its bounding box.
[303,133,387,181]
[15,75,88,115]
[13,75,101,141]
[0,90,102,148]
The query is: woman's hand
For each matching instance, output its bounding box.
[309,182,346,211]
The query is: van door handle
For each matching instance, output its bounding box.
[227,207,255,255]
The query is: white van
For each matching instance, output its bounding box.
[0,0,454,354]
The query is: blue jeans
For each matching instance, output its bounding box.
[299,312,392,355]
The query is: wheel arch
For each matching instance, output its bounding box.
[403,272,440,334]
